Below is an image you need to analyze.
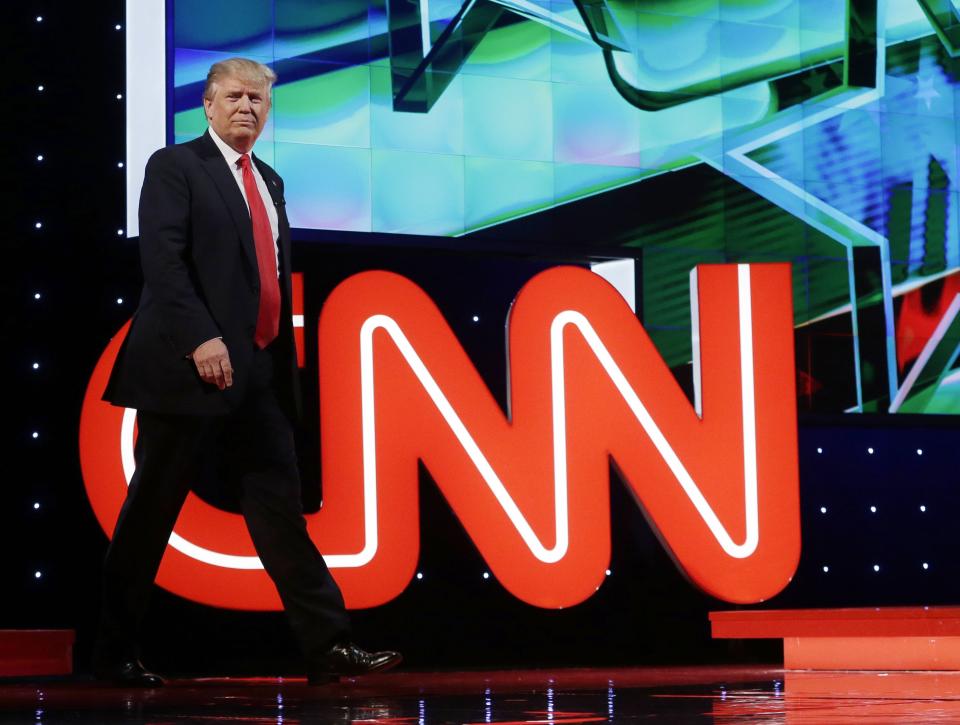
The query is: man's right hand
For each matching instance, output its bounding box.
[191,338,234,390]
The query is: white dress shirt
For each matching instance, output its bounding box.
[207,127,280,269]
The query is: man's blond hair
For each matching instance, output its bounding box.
[203,58,277,100]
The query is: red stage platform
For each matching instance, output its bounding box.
[0,630,74,676]
[711,607,960,669]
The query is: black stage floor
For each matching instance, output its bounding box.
[4,666,960,723]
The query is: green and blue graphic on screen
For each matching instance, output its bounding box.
[171,0,960,414]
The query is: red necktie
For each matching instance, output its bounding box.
[238,154,280,349]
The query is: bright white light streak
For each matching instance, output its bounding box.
[419,0,432,55]
[590,259,636,313]
[125,0,166,236]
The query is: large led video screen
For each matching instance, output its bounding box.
[126,0,960,415]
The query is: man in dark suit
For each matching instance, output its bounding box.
[94,58,401,687]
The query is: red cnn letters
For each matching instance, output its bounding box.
[80,263,800,610]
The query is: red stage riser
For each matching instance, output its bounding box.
[0,630,74,677]
[711,607,960,670]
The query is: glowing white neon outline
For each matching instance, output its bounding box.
[119,308,311,569]
[351,263,758,563]
[118,264,759,569]
[120,409,264,569]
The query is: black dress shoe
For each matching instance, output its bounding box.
[307,643,402,684]
[93,659,166,687]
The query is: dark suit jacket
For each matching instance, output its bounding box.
[104,131,300,418]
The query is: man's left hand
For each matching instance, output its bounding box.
[191,338,234,390]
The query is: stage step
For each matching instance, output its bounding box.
[0,630,75,676]
[710,607,960,670]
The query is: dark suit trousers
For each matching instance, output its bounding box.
[96,343,351,664]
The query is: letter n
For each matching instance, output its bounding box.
[313,264,799,608]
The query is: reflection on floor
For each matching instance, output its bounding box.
[4,666,960,723]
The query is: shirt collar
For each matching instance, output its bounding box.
[207,127,250,170]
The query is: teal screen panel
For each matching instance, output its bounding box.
[170,0,960,415]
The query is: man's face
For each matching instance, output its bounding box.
[204,75,270,152]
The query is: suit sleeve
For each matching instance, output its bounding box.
[138,149,221,357]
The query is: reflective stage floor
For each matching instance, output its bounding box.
[4,666,960,723]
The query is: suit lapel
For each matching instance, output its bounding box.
[194,133,258,274]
